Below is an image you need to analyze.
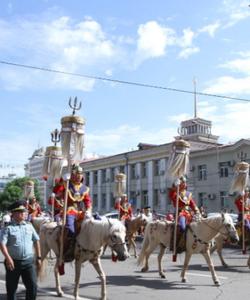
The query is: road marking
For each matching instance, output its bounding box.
[0,279,92,300]
[186,272,228,279]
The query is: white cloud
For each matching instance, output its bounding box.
[204,76,250,95]
[221,56,250,75]
[178,46,200,59]
[0,16,119,91]
[222,0,250,27]
[177,28,195,48]
[136,21,175,59]
[198,21,221,37]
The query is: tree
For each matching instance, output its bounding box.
[0,177,41,211]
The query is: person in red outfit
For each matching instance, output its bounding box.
[235,189,250,231]
[168,176,200,231]
[52,165,92,261]
[28,197,42,221]
[115,194,133,222]
[168,176,200,253]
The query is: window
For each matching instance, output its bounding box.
[219,162,229,178]
[101,193,106,210]
[198,164,207,180]
[110,193,115,208]
[220,191,227,209]
[198,192,206,207]
[153,189,160,208]
[101,169,106,183]
[92,194,98,210]
[154,160,160,176]
[119,166,125,174]
[93,171,98,184]
[85,172,90,186]
[130,164,136,179]
[142,162,147,178]
[110,168,115,182]
[142,190,148,207]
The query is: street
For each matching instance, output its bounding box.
[0,244,250,300]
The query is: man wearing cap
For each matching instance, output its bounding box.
[0,200,41,300]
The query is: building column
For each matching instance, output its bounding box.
[136,162,142,209]
[147,160,153,208]
[97,170,102,212]
[106,168,111,211]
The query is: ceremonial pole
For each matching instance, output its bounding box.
[230,161,249,254]
[42,129,63,220]
[58,97,85,271]
[167,139,190,262]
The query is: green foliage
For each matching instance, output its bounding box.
[0,176,41,211]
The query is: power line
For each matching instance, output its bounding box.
[1,60,250,102]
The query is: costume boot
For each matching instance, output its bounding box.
[63,228,76,262]
[176,225,186,254]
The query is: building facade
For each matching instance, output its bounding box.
[80,117,250,215]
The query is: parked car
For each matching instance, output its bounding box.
[104,211,119,219]
[207,212,238,225]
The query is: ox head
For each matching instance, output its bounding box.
[221,213,239,244]
[107,220,129,261]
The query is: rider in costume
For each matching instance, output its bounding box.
[28,197,42,221]
[168,176,200,252]
[115,194,133,222]
[234,188,250,231]
[52,164,92,261]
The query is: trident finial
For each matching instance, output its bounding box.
[69,96,82,115]
[51,129,61,146]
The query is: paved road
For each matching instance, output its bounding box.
[0,245,250,300]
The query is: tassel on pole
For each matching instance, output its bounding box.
[58,97,84,271]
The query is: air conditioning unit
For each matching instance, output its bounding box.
[135,175,140,179]
[160,189,166,194]
[208,193,216,200]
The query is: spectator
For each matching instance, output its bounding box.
[0,200,41,300]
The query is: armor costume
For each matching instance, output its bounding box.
[169,179,199,231]
[28,197,42,221]
[115,194,132,221]
[51,165,92,262]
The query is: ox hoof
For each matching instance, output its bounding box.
[181,278,186,283]
[214,281,220,286]
[160,273,166,279]
[57,291,64,297]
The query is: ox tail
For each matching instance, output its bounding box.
[137,223,151,266]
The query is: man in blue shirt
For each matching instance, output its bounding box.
[0,200,41,300]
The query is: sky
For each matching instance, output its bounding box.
[1,0,250,177]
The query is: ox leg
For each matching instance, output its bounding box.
[54,260,64,297]
[202,251,220,286]
[181,252,192,283]
[74,259,82,300]
[158,244,166,278]
[141,242,157,273]
[91,257,106,300]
